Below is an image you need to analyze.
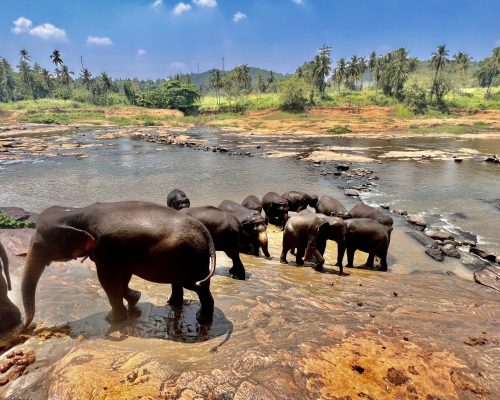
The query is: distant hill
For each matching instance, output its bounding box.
[181,67,289,87]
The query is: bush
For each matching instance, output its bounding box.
[137,80,200,113]
[279,77,309,111]
[0,212,29,229]
[403,83,428,114]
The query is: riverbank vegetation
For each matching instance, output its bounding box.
[0,45,499,125]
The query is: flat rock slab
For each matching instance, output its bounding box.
[406,214,427,228]
[426,230,454,241]
[470,247,497,262]
[406,231,437,248]
[425,248,444,261]
[474,265,500,292]
[344,189,360,197]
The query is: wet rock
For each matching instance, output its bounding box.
[234,381,274,400]
[441,244,460,258]
[462,239,476,247]
[393,209,408,216]
[406,214,427,228]
[470,247,497,262]
[474,265,500,292]
[0,350,36,386]
[333,171,341,176]
[464,336,488,346]
[454,158,463,162]
[344,189,360,197]
[425,248,444,261]
[406,231,438,248]
[485,154,499,163]
[336,163,349,171]
[219,148,228,153]
[385,367,410,386]
[380,204,390,210]
[426,231,453,241]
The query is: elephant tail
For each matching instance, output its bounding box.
[195,226,216,286]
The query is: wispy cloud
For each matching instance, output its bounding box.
[151,0,163,8]
[291,0,304,4]
[12,17,68,41]
[193,0,217,7]
[137,48,147,56]
[233,11,247,23]
[87,36,113,45]
[173,2,192,15]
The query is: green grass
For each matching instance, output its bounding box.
[444,87,500,111]
[408,123,493,134]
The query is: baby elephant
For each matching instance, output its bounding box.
[281,213,346,273]
[262,192,289,227]
[346,218,390,271]
[167,189,191,210]
[315,195,351,219]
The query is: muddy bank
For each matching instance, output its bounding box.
[1,228,499,399]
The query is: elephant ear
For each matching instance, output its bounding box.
[317,221,329,235]
[42,225,96,261]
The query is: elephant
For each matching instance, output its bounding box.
[167,189,190,210]
[282,191,318,212]
[345,218,389,271]
[262,192,289,227]
[218,200,270,258]
[1,241,21,332]
[241,195,262,213]
[21,201,216,330]
[315,195,351,219]
[280,212,346,273]
[348,203,393,239]
[180,206,246,280]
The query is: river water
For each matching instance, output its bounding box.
[1,127,499,398]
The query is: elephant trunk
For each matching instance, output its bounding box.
[21,247,47,330]
[258,231,270,258]
[0,243,11,291]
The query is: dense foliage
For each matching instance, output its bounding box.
[0,212,29,229]
[279,77,310,111]
[136,80,199,113]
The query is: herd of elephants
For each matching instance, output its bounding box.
[0,189,393,334]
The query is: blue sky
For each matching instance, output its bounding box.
[0,0,498,79]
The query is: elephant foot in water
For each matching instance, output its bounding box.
[105,307,128,323]
[124,288,141,307]
[229,266,246,280]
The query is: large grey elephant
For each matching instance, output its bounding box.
[348,203,393,239]
[262,192,289,227]
[315,195,351,219]
[280,212,346,273]
[1,240,21,332]
[282,191,318,212]
[181,206,246,280]
[21,201,216,330]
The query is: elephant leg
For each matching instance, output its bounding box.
[97,266,127,322]
[228,250,246,280]
[190,284,214,323]
[346,247,355,268]
[379,250,388,272]
[168,284,184,307]
[366,253,375,269]
[296,248,305,266]
[280,242,290,264]
[311,248,325,272]
[122,273,141,307]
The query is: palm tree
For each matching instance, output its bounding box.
[453,51,472,76]
[357,57,366,89]
[0,58,16,101]
[368,51,377,87]
[312,45,332,97]
[334,58,347,92]
[41,68,54,94]
[209,69,223,106]
[80,68,92,90]
[235,65,251,92]
[100,72,113,92]
[430,44,449,100]
[347,55,360,90]
[50,50,64,70]
[59,65,74,86]
[19,49,34,99]
[255,73,266,94]
[477,48,499,97]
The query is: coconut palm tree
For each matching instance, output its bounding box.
[357,57,366,89]
[334,58,347,92]
[41,68,54,94]
[59,65,74,86]
[209,69,223,106]
[19,49,34,99]
[368,51,377,87]
[19,49,31,63]
[50,50,64,70]
[430,45,449,100]
[312,45,332,97]
[80,68,92,90]
[235,65,251,92]
[453,51,472,76]
[347,55,360,90]
[100,72,113,92]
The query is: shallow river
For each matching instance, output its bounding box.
[1,127,499,398]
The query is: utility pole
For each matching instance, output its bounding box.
[222,57,225,72]
[197,63,200,74]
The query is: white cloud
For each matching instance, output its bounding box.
[87,36,113,45]
[12,16,68,41]
[291,0,304,4]
[193,0,217,7]
[12,17,32,34]
[137,48,147,56]
[152,0,163,8]
[173,2,192,15]
[233,12,247,23]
